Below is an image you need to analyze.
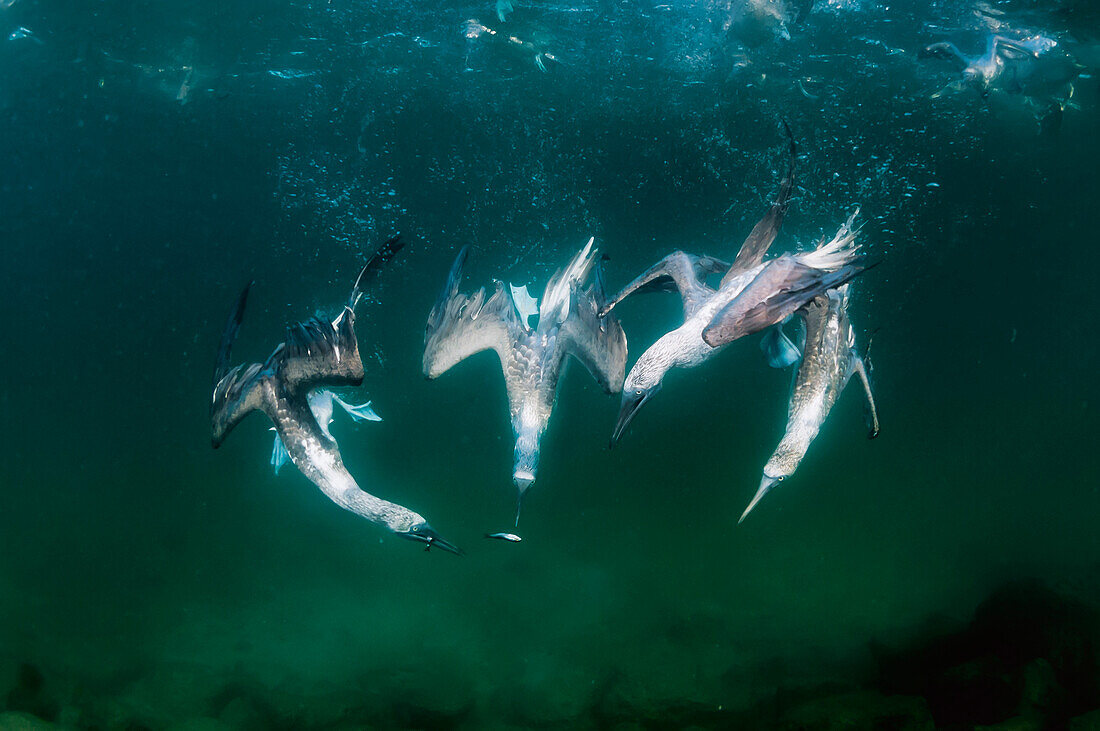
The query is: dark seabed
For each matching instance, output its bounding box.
[1,0,1099,728]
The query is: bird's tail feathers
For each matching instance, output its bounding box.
[541,237,597,326]
[802,209,862,270]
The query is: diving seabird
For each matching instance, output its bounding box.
[269,389,380,475]
[210,236,462,554]
[463,19,560,72]
[423,239,627,521]
[740,284,879,522]
[920,34,1057,98]
[602,129,870,444]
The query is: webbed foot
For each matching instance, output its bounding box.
[761,323,801,369]
[332,394,382,422]
[270,429,291,475]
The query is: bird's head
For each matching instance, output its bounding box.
[610,362,664,447]
[397,520,464,555]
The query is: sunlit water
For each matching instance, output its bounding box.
[1,0,1098,727]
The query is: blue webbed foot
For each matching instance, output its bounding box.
[332,394,382,422]
[761,323,801,369]
[270,428,291,475]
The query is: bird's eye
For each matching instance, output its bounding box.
[777,476,785,482]
[636,389,644,396]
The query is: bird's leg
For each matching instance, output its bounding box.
[852,357,879,439]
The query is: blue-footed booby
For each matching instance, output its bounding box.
[423,239,627,522]
[601,128,871,444]
[210,236,461,554]
[740,284,879,522]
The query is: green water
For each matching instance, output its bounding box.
[1,0,1098,727]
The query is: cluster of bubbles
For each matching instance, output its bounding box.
[58,0,1071,275]
[6,0,1088,272]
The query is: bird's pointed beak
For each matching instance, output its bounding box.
[610,387,656,447]
[739,475,779,524]
[401,524,464,555]
[512,470,535,527]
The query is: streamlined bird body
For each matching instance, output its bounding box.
[607,214,867,443]
[921,33,1073,97]
[210,237,461,553]
[423,239,627,520]
[740,284,879,522]
[601,127,868,443]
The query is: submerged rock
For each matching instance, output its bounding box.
[591,672,728,728]
[774,688,933,731]
[4,664,58,723]
[1068,708,1100,731]
[975,715,1043,731]
[935,655,1023,725]
[0,712,60,730]
[213,694,270,730]
[165,719,235,731]
[1019,658,1064,721]
[486,657,596,727]
[876,579,1100,728]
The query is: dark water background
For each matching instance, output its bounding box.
[1,0,1099,727]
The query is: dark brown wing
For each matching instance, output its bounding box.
[211,363,266,448]
[265,309,366,395]
[271,234,404,393]
[210,282,265,448]
[720,121,796,286]
[703,257,869,348]
[348,234,405,311]
[212,281,252,397]
[599,251,723,320]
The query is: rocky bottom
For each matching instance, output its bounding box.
[3,579,1099,730]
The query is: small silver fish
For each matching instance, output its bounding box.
[9,27,43,44]
[485,532,522,542]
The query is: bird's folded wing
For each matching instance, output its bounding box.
[721,122,796,285]
[599,251,720,320]
[423,246,521,378]
[703,257,868,348]
[266,309,366,395]
[559,261,627,394]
